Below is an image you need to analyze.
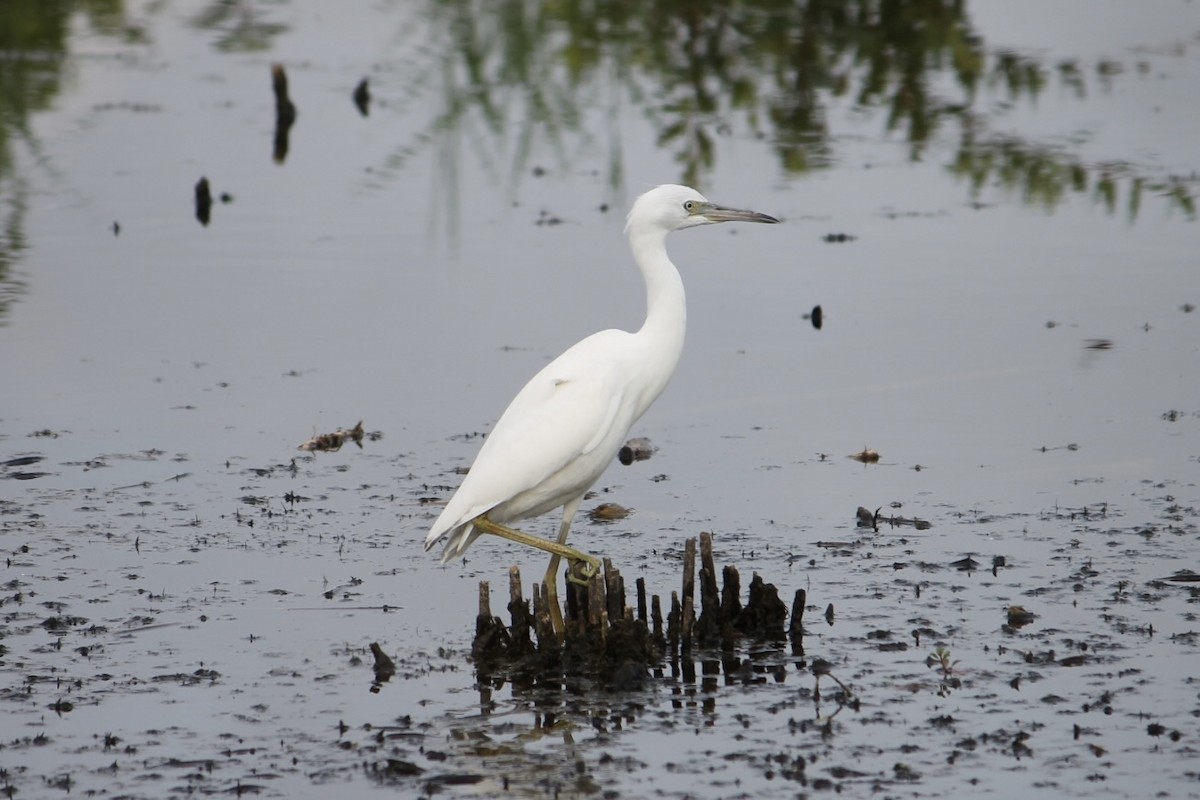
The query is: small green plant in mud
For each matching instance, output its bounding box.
[927,646,963,695]
[926,647,964,695]
[927,646,959,678]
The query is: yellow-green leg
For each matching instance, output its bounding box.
[472,498,598,638]
[471,516,601,582]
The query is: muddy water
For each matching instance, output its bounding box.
[1,1,1197,798]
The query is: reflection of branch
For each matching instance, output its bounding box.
[0,156,31,323]
[953,127,1196,221]
[189,1,287,53]
[0,196,28,321]
[990,51,1047,100]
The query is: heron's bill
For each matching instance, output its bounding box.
[701,204,780,225]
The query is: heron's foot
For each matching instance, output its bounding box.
[566,554,602,586]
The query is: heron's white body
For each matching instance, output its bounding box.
[424,184,776,566]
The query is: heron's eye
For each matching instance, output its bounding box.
[683,200,696,212]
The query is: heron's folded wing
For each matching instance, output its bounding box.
[424,330,631,543]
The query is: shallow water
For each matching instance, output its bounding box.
[1,1,1197,798]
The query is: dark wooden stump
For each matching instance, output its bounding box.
[696,532,722,646]
[734,573,789,640]
[720,564,743,645]
[505,567,535,659]
[471,581,511,661]
[681,538,696,655]
[468,534,806,690]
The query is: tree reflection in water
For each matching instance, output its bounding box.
[0,0,1195,315]
[410,0,1194,217]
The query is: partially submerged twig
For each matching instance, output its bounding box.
[352,78,370,116]
[194,177,212,226]
[271,63,297,163]
[369,642,396,693]
[856,505,932,531]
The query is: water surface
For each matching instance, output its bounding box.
[0,1,1197,798]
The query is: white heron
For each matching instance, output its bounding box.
[424,184,779,631]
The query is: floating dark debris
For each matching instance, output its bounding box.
[1006,605,1036,628]
[806,304,823,330]
[849,448,880,464]
[618,436,656,465]
[298,421,366,452]
[352,77,371,116]
[194,176,212,226]
[1,453,49,479]
[271,63,297,164]
[369,641,396,693]
[1084,338,1113,350]
[367,757,424,782]
[952,555,980,572]
[587,502,631,523]
[822,232,857,243]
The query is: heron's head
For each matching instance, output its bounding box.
[626,184,780,235]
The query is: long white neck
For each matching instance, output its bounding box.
[628,224,687,403]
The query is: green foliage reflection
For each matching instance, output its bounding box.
[412,0,1194,220]
[0,0,145,322]
[0,1,74,321]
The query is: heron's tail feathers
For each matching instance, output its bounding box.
[425,521,478,563]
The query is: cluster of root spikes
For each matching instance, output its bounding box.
[471,532,809,688]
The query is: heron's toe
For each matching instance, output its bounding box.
[567,558,600,585]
